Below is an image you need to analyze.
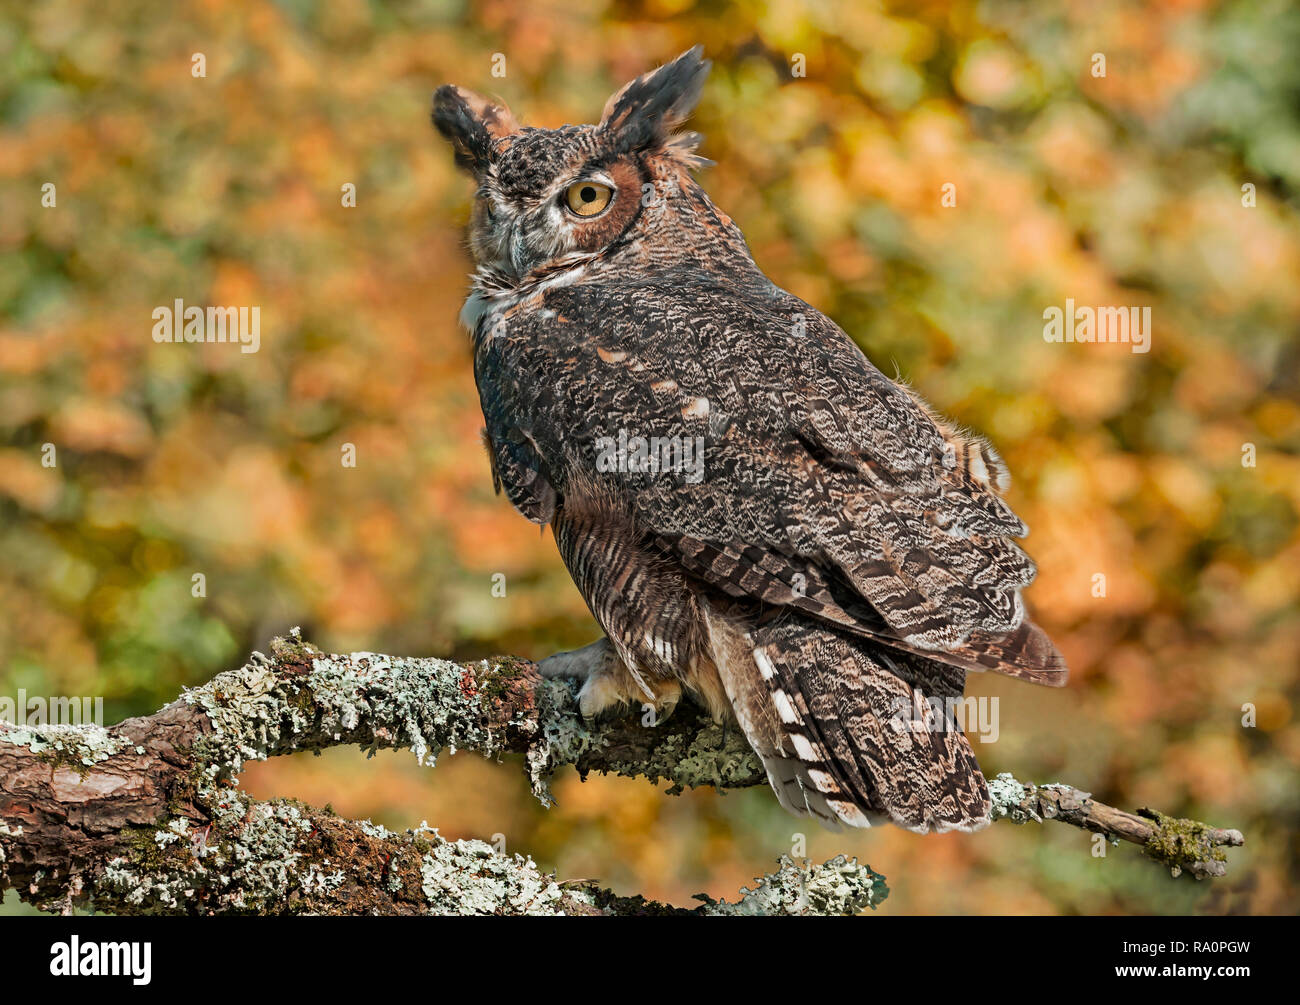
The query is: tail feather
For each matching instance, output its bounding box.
[706,605,992,833]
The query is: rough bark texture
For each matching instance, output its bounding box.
[0,632,1242,914]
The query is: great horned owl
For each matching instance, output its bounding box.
[433,47,1067,833]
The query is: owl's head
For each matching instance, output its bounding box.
[433,47,748,288]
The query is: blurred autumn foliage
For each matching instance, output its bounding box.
[2,0,1298,914]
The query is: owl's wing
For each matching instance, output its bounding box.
[476,273,1065,685]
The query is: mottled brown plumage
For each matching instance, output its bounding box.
[432,47,1067,833]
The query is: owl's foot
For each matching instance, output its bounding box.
[577,672,682,725]
[538,638,682,724]
[537,637,613,680]
[575,670,629,721]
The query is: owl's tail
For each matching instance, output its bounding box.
[704,608,992,833]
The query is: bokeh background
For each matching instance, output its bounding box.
[2,0,1298,915]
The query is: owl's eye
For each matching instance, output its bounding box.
[565,181,613,218]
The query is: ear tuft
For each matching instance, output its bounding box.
[599,46,711,159]
[431,85,519,175]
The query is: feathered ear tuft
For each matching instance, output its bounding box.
[599,46,712,165]
[431,85,519,176]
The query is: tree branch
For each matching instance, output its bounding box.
[0,631,1241,914]
[987,774,1245,879]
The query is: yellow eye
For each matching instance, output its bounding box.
[565,181,613,217]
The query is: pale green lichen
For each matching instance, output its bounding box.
[153,818,190,848]
[988,772,1039,823]
[90,794,580,915]
[0,720,126,768]
[101,857,192,910]
[182,630,533,786]
[699,855,888,916]
[419,836,566,915]
[653,720,764,794]
[224,801,315,901]
[299,866,347,896]
[305,650,503,767]
[356,818,394,840]
[96,790,331,914]
[181,654,305,777]
[527,679,606,805]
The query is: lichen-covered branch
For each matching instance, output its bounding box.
[0,632,1241,914]
[987,774,1245,880]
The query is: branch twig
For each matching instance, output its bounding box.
[988,774,1245,879]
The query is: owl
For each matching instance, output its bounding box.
[433,47,1067,833]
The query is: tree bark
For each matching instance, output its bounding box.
[0,631,1242,914]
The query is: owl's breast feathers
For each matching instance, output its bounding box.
[471,267,1066,832]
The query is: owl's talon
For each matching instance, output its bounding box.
[652,697,678,724]
[643,678,682,727]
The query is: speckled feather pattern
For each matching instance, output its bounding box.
[433,46,1067,833]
